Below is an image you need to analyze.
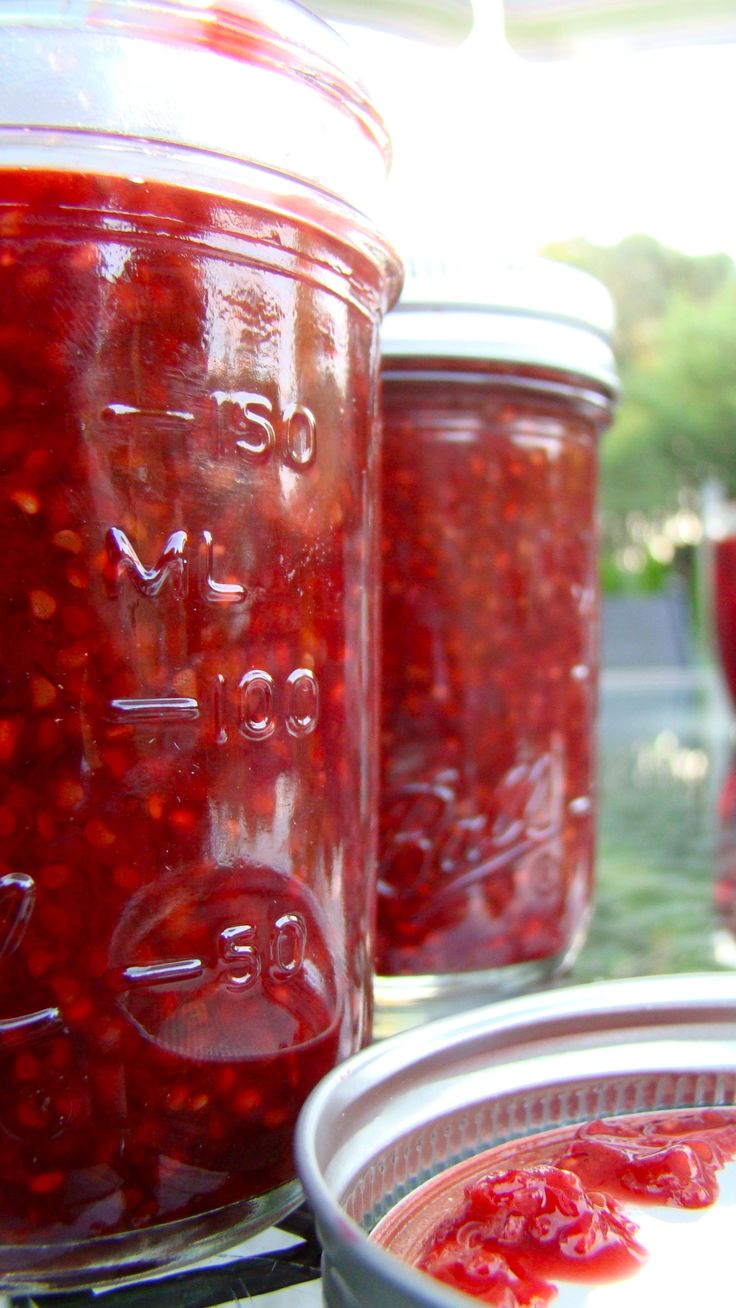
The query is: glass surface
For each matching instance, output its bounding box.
[585,664,730,982]
[0,0,401,1284]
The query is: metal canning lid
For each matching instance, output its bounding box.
[381,254,618,393]
[0,0,403,305]
[295,974,736,1308]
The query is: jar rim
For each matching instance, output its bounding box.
[3,0,389,153]
[0,0,402,302]
[381,256,618,391]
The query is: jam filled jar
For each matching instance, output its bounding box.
[0,0,400,1288]
[375,259,617,1035]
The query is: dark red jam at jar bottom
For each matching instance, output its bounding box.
[377,365,610,981]
[373,1108,736,1306]
[0,167,378,1254]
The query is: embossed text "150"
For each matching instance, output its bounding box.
[212,391,316,467]
[102,393,317,469]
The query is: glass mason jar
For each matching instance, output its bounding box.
[375,259,617,1035]
[0,0,400,1289]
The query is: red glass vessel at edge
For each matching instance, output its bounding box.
[0,168,384,1259]
[714,535,736,707]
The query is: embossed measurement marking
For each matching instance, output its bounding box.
[0,872,63,1049]
[101,393,318,468]
[211,391,317,467]
[119,916,307,994]
[108,697,200,724]
[106,527,246,604]
[107,670,319,738]
[123,959,204,986]
[102,403,195,423]
[0,1006,64,1049]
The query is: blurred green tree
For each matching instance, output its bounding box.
[543,234,736,519]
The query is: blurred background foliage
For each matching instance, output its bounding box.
[542,234,736,599]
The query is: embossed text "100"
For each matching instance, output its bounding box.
[108,667,319,741]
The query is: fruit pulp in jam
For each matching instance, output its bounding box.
[0,169,377,1248]
[377,365,609,978]
[373,1107,736,1306]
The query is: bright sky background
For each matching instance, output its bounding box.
[339,2,736,263]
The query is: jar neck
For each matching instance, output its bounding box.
[0,4,402,311]
[381,357,616,423]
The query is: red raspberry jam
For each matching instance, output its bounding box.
[374,1108,736,1306]
[377,352,614,998]
[0,167,387,1267]
[421,1164,645,1304]
[550,1109,736,1208]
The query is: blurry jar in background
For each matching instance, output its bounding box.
[704,489,736,966]
[703,491,736,711]
[375,259,617,1035]
[715,535,736,708]
[714,749,736,967]
[0,0,400,1289]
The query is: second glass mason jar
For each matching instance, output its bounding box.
[374,259,617,1035]
[0,0,400,1289]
